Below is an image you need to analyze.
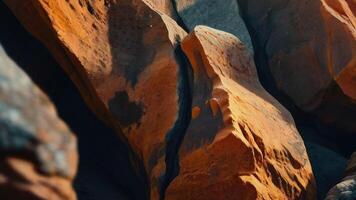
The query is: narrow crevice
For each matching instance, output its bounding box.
[159,44,193,200]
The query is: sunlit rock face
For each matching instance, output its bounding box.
[237,0,356,133]
[0,45,78,200]
[164,26,315,200]
[5,0,353,199]
[326,152,356,200]
[3,0,189,198]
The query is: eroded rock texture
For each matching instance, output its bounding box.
[4,0,188,198]
[238,0,356,133]
[3,0,346,199]
[173,0,254,54]
[326,152,356,200]
[164,26,315,200]
[0,45,77,200]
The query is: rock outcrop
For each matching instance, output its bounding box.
[326,152,356,200]
[164,26,315,200]
[237,0,356,133]
[4,0,189,198]
[173,0,254,54]
[3,0,342,199]
[0,45,78,200]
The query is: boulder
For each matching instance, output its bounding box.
[164,26,316,200]
[173,0,254,54]
[237,0,356,132]
[0,45,78,200]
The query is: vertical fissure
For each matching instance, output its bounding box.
[159,44,193,200]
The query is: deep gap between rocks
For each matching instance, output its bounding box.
[159,44,193,200]
[0,2,148,200]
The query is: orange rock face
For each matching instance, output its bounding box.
[0,45,78,200]
[4,1,318,199]
[164,26,315,200]
[4,0,188,198]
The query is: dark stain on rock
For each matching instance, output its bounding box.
[108,91,144,128]
[108,3,156,86]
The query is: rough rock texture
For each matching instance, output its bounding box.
[237,0,356,133]
[174,0,254,54]
[4,0,349,199]
[0,45,77,200]
[4,0,189,198]
[326,152,356,200]
[164,26,315,200]
[0,2,148,199]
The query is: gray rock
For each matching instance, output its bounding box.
[174,0,254,54]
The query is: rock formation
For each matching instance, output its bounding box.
[1,0,354,199]
[164,26,315,200]
[237,0,356,133]
[326,152,356,200]
[0,45,78,200]
[4,0,189,198]
[237,0,356,107]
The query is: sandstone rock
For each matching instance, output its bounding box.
[4,0,188,198]
[238,0,355,108]
[0,45,78,200]
[173,0,254,54]
[164,26,315,200]
[326,152,356,200]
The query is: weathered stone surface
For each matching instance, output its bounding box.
[0,45,77,200]
[4,0,188,198]
[237,0,356,136]
[326,152,356,200]
[164,26,315,200]
[174,0,254,54]
[238,0,355,108]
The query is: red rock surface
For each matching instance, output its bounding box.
[4,0,188,198]
[4,0,348,199]
[164,26,315,200]
[0,45,78,200]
